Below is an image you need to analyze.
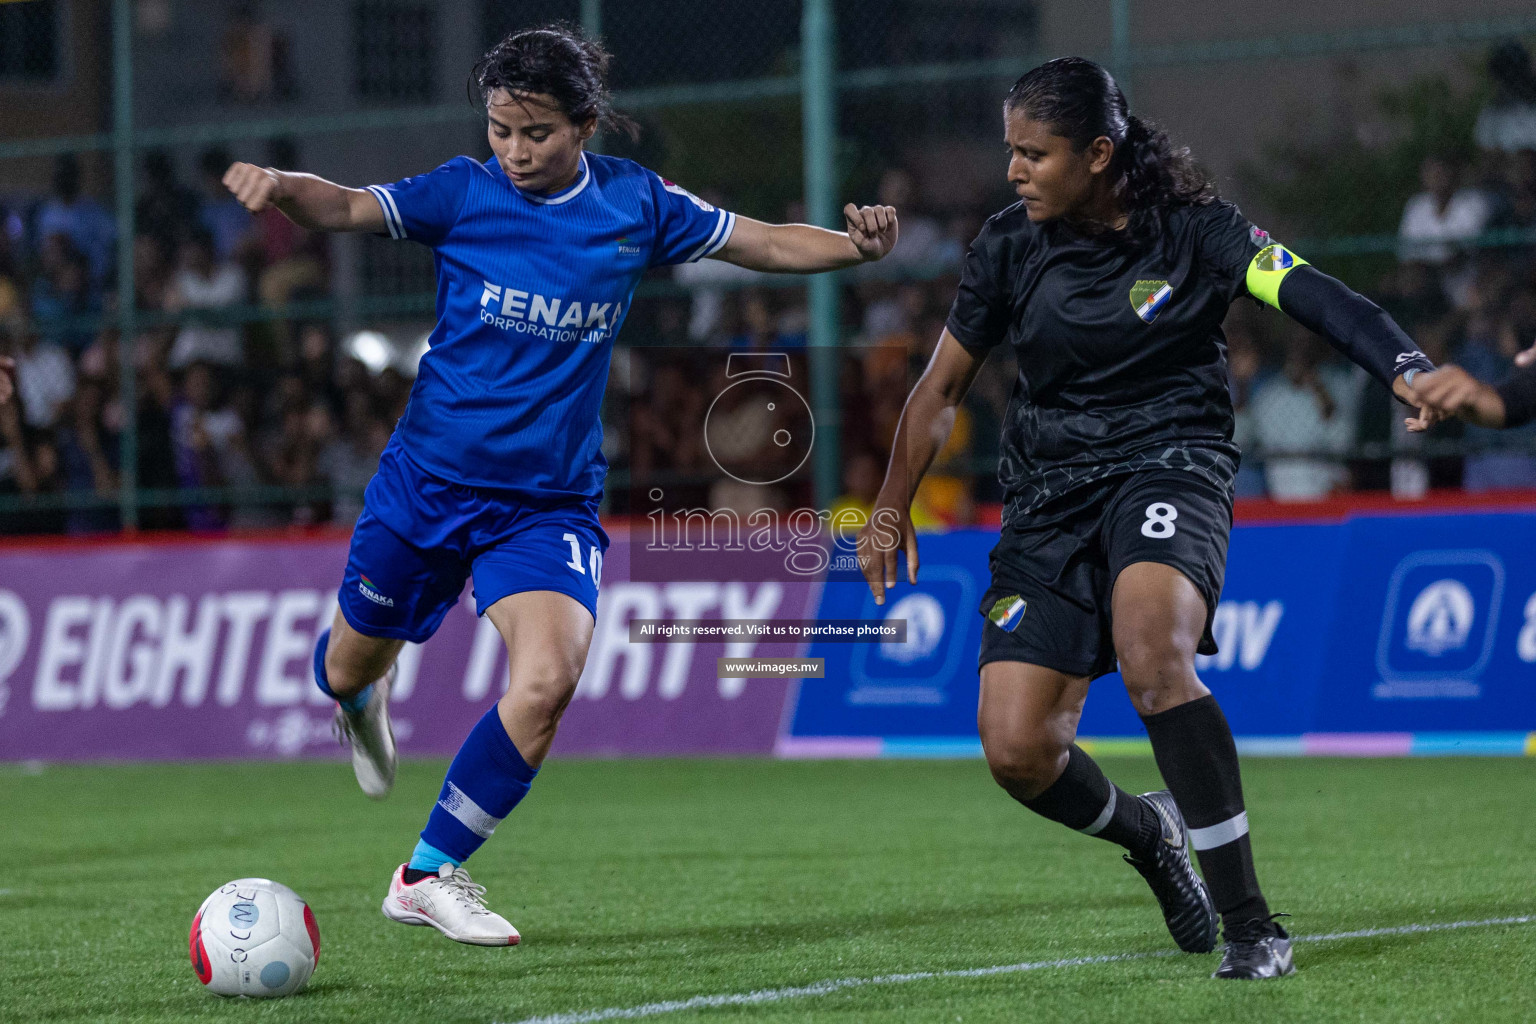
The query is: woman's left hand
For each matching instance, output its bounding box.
[843,203,899,261]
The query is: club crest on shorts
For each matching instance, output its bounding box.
[988,594,1027,632]
[1129,280,1172,323]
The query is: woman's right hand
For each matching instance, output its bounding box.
[223,162,284,213]
[856,496,920,606]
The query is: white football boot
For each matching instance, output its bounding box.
[331,663,397,799]
[381,863,521,946]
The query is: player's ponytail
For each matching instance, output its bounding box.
[470,22,639,141]
[1005,57,1214,248]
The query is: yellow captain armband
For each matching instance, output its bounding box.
[1245,243,1310,310]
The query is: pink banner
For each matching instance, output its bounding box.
[0,532,813,760]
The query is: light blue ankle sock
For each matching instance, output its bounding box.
[408,839,459,874]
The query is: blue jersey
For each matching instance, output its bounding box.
[365,152,737,501]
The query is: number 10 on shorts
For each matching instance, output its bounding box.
[564,532,603,583]
[1142,502,1178,539]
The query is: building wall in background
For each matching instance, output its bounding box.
[0,0,108,196]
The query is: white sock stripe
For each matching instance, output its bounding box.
[438,781,502,839]
[1189,811,1249,851]
[1078,787,1117,836]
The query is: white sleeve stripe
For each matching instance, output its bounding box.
[685,209,730,263]
[367,185,404,239]
[364,187,391,237]
[365,186,398,238]
[379,186,407,239]
[701,211,736,260]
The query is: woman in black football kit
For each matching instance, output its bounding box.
[858,58,1443,980]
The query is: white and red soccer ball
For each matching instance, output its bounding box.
[190,878,319,998]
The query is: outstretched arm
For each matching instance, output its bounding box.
[223,162,385,233]
[857,329,986,604]
[715,203,897,273]
[1245,246,1443,431]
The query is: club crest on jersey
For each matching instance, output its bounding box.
[988,594,1027,632]
[1254,243,1295,272]
[661,179,714,212]
[1129,280,1173,323]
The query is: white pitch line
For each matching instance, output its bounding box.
[500,914,1535,1024]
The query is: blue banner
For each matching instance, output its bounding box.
[788,512,1536,753]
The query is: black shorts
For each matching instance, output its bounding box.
[977,468,1233,679]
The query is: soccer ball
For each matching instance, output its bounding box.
[189,878,319,998]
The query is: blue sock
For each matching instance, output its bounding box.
[407,839,459,874]
[312,628,372,713]
[417,705,538,866]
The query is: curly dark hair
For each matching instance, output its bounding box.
[469,22,638,140]
[1005,57,1215,248]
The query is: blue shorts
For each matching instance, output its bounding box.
[337,441,610,643]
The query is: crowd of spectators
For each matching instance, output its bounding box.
[3,42,1536,535]
[0,142,403,534]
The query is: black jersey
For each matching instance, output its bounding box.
[946,199,1269,525]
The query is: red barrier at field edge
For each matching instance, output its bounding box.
[0,535,816,761]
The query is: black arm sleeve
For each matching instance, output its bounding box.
[945,220,1011,352]
[1496,369,1536,428]
[1276,264,1435,394]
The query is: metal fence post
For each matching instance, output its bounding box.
[1111,0,1133,99]
[583,0,603,153]
[801,0,840,509]
[112,0,139,531]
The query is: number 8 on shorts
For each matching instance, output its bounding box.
[1141,502,1178,538]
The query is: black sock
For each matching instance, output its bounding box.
[402,867,436,884]
[1014,745,1160,856]
[1141,695,1270,930]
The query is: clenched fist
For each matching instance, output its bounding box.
[223,162,285,213]
[843,203,899,262]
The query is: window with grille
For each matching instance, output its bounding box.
[353,2,436,103]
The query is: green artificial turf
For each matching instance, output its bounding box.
[2,757,1531,1023]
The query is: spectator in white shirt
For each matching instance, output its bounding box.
[1475,41,1536,155]
[1250,330,1361,501]
[12,323,76,431]
[166,229,247,369]
[1398,156,1493,266]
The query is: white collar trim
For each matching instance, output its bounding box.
[516,153,591,206]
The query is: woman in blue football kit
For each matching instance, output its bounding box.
[223,25,897,946]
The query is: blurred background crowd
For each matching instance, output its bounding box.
[2,0,1536,535]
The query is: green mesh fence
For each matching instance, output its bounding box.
[1,0,1534,533]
